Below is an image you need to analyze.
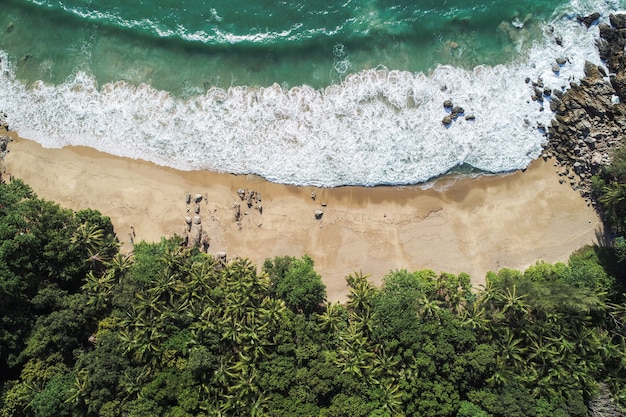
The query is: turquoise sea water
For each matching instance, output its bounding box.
[0,0,624,186]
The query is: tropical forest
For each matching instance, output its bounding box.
[1,149,626,417]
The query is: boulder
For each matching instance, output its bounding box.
[451,106,464,117]
[577,12,600,28]
[233,203,241,221]
[201,231,210,252]
[314,210,324,220]
[609,13,626,29]
[584,61,604,79]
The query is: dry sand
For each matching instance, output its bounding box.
[3,134,603,301]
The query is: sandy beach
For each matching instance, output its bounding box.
[2,134,603,301]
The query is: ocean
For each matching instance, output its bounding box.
[0,0,623,186]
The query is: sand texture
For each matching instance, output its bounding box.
[3,135,603,301]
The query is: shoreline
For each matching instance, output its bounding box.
[3,134,603,301]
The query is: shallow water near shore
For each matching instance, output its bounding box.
[0,0,624,186]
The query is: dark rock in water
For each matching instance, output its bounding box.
[464,115,476,121]
[451,106,464,116]
[442,115,453,125]
[443,99,453,109]
[555,35,563,46]
[577,12,600,28]
[609,13,626,29]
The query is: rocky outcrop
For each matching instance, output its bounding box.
[441,99,473,126]
[0,114,11,183]
[181,192,210,252]
[545,14,626,204]
[233,188,263,228]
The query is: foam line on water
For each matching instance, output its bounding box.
[0,0,620,187]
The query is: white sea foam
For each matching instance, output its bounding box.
[0,0,622,186]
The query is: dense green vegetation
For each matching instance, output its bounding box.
[593,146,626,264]
[0,176,625,416]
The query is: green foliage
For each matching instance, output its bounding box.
[566,247,615,293]
[264,255,326,314]
[29,373,73,417]
[457,400,490,417]
[614,236,626,264]
[593,145,626,270]
[128,237,184,285]
[1,178,626,417]
[0,180,118,383]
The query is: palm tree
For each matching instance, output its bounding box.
[461,303,489,333]
[148,271,185,305]
[81,270,115,310]
[105,252,133,282]
[600,183,626,230]
[318,301,346,335]
[527,335,558,373]
[417,295,443,320]
[373,380,404,416]
[157,244,188,282]
[496,329,527,371]
[346,271,375,315]
[259,296,286,328]
[71,222,104,253]
[499,285,530,317]
[65,370,89,408]
[336,322,375,380]
[372,345,400,381]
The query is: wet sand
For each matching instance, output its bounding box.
[3,134,603,301]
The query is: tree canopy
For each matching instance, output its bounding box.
[1,178,625,416]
